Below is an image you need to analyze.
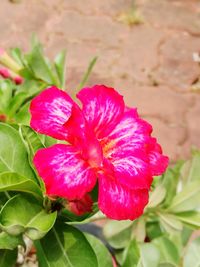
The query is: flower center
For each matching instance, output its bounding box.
[80,132,103,168]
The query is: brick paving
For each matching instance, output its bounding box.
[1,0,200,162]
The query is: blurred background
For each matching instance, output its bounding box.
[1,0,200,162]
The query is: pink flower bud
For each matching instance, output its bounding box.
[0,114,6,122]
[14,76,23,85]
[67,194,93,216]
[0,67,23,85]
[0,68,10,78]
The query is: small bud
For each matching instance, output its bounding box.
[0,114,7,122]
[66,194,93,216]
[0,67,23,85]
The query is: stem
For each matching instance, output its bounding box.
[4,191,11,200]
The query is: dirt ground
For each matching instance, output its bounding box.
[1,0,200,162]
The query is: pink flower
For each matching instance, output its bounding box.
[30,85,168,220]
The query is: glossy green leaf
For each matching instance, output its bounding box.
[85,233,113,267]
[0,172,42,200]
[0,231,23,249]
[35,223,98,267]
[183,237,200,267]
[0,123,36,181]
[103,220,132,249]
[138,243,160,267]
[0,194,56,240]
[168,181,200,212]
[0,249,17,267]
[122,239,140,267]
[153,236,180,265]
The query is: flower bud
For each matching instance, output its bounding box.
[66,194,93,216]
[0,47,21,73]
[0,67,23,84]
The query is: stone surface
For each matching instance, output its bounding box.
[0,0,200,162]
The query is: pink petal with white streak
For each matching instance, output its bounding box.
[30,86,74,140]
[147,138,169,176]
[101,109,153,189]
[33,144,97,200]
[98,174,149,220]
[77,85,125,138]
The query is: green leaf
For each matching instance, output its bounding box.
[122,239,140,267]
[0,123,36,181]
[10,47,24,66]
[161,163,182,208]
[76,56,97,91]
[158,264,176,267]
[0,231,23,249]
[103,220,132,249]
[54,50,66,88]
[0,194,56,240]
[0,172,43,200]
[181,151,200,184]
[35,222,98,267]
[0,249,17,267]
[153,236,180,265]
[0,193,9,209]
[27,46,55,84]
[7,91,29,118]
[159,213,183,235]
[14,101,30,125]
[138,243,160,267]
[168,181,200,212]
[19,125,45,186]
[183,237,200,267]
[174,211,200,229]
[19,125,44,156]
[85,233,113,267]
[0,80,13,113]
[146,222,163,240]
[132,217,146,242]
[148,185,166,208]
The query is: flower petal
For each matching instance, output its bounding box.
[33,144,97,200]
[30,86,74,140]
[111,155,153,189]
[147,138,169,176]
[77,85,125,138]
[98,174,149,220]
[101,109,153,189]
[102,108,152,158]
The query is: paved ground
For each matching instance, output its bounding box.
[1,0,200,162]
